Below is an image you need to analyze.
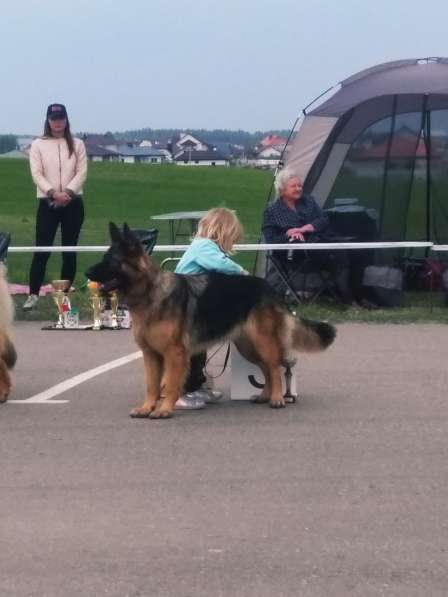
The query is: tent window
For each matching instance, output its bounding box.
[428,109,448,243]
[328,116,395,235]
[326,108,447,242]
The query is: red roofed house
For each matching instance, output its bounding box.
[259,134,288,148]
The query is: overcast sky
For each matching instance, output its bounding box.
[2,0,448,135]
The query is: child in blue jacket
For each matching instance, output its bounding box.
[175,207,247,409]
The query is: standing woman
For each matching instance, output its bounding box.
[23,103,87,310]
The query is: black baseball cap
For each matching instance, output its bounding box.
[46,103,68,120]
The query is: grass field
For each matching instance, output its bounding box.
[0,159,272,283]
[1,158,446,323]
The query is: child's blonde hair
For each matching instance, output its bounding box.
[196,207,243,253]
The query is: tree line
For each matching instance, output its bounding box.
[0,135,18,154]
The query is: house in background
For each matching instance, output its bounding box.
[246,145,283,169]
[169,132,209,158]
[83,135,168,164]
[82,133,119,151]
[85,144,120,162]
[247,133,287,169]
[113,145,167,164]
[258,134,288,149]
[174,149,229,166]
[209,141,244,161]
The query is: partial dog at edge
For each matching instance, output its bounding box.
[86,223,336,419]
[0,263,17,402]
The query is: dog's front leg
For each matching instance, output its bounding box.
[150,345,187,419]
[130,348,162,418]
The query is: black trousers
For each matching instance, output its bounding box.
[29,197,85,295]
[184,352,207,393]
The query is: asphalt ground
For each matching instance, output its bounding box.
[1,322,448,597]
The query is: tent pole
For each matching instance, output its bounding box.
[423,97,432,242]
[264,113,303,207]
[302,85,336,113]
[378,95,398,243]
[402,97,426,244]
[254,111,305,275]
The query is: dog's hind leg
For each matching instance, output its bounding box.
[245,312,285,409]
[250,361,271,404]
[0,359,12,403]
[130,348,163,418]
[150,345,187,419]
[257,351,284,409]
[234,336,270,403]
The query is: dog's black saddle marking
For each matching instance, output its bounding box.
[192,272,278,344]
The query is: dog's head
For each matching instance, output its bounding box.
[85,222,148,293]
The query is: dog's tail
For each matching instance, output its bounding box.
[0,263,16,370]
[291,317,336,353]
[0,263,14,329]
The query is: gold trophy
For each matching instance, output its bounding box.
[51,279,70,329]
[109,290,120,329]
[87,281,103,330]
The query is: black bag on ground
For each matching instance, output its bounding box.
[362,265,404,307]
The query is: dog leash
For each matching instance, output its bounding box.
[204,342,231,379]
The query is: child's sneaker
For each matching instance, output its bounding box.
[199,388,223,403]
[22,294,39,311]
[175,393,206,410]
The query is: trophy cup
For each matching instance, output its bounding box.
[51,279,70,329]
[109,290,120,329]
[282,358,298,403]
[87,281,103,330]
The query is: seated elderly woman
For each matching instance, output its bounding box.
[262,168,357,306]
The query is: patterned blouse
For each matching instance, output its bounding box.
[262,195,330,243]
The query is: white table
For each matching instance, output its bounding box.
[151,211,207,245]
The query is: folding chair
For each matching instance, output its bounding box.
[266,247,342,308]
[0,232,11,263]
[160,257,181,271]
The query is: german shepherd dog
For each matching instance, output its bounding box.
[86,223,336,419]
[0,263,17,402]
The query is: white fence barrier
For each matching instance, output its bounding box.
[8,241,435,253]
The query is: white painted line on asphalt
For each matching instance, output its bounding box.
[10,399,71,404]
[10,351,142,404]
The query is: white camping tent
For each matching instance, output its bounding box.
[280,57,448,242]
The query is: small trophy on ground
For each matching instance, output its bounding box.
[87,281,103,330]
[51,279,71,329]
[283,358,298,403]
[109,290,120,329]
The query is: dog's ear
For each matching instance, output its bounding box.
[122,223,143,252]
[109,222,122,244]
[122,223,133,239]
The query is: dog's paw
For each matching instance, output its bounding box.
[269,398,286,409]
[0,385,10,403]
[129,407,153,418]
[149,409,173,419]
[250,394,270,404]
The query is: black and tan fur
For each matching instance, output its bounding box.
[86,223,336,419]
[0,263,17,402]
